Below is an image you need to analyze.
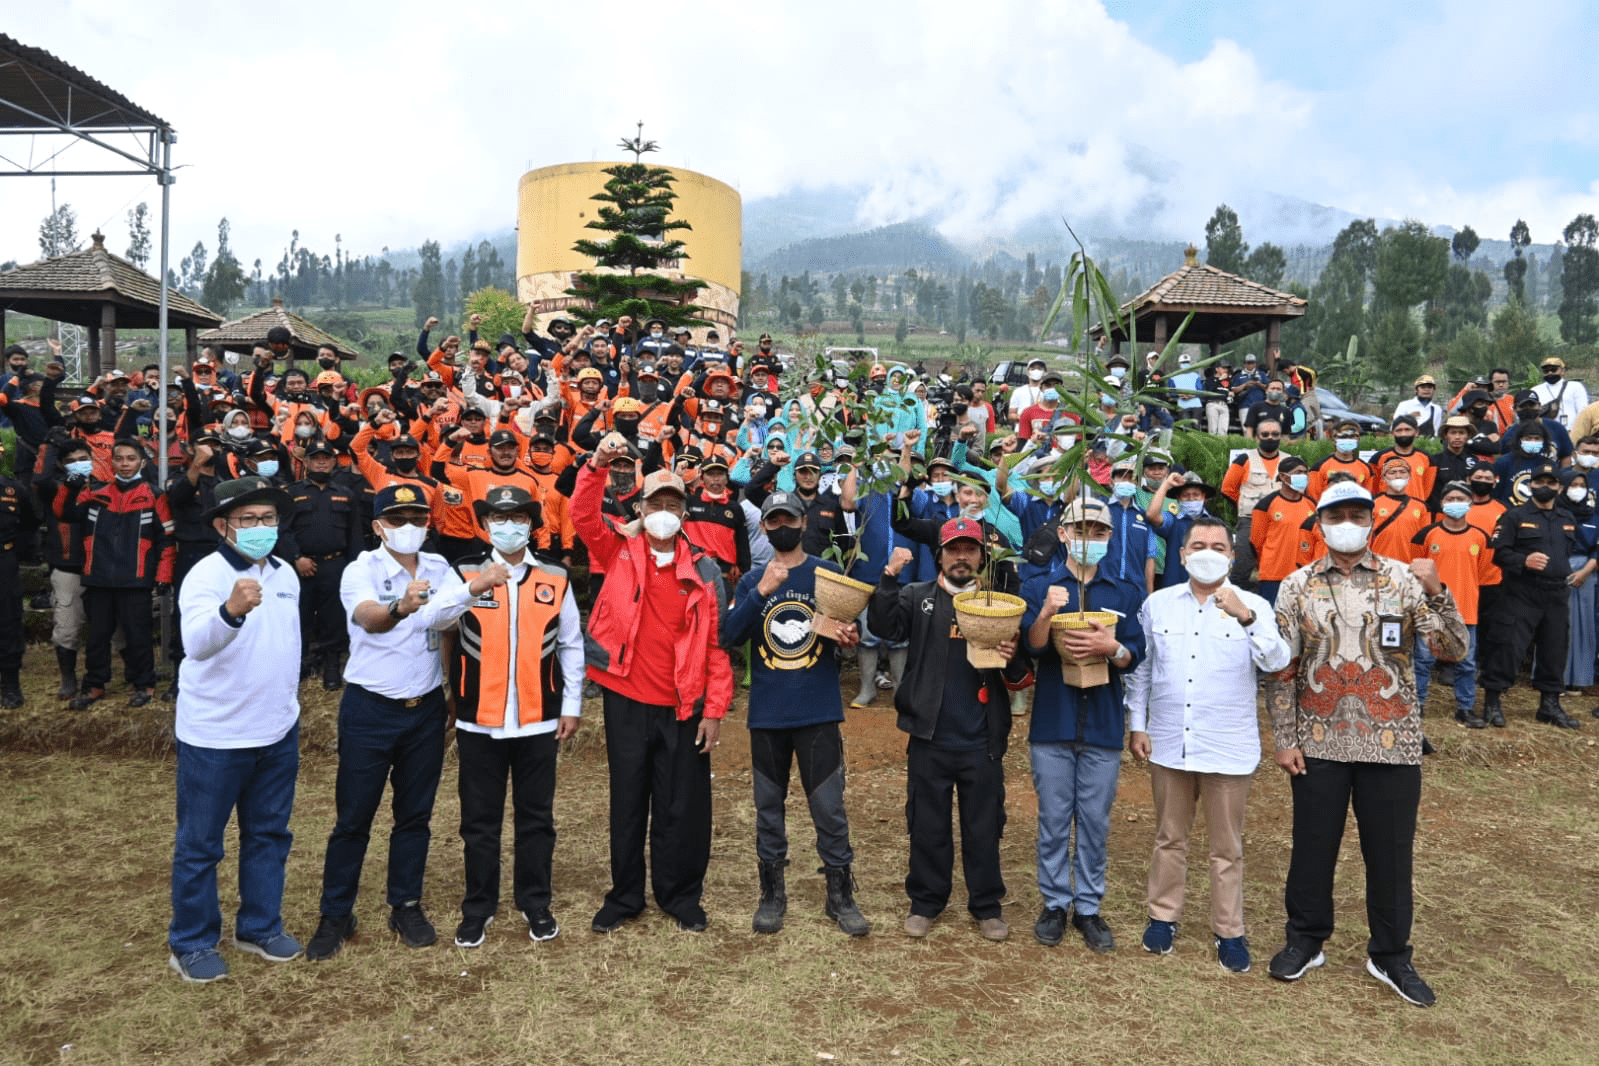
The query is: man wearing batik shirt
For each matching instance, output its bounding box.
[1263,482,1467,1008]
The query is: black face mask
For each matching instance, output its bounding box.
[1470,483,1494,498]
[1256,438,1280,454]
[1469,405,1488,418]
[308,469,332,483]
[318,357,337,370]
[1544,373,1562,385]
[615,417,640,437]
[1393,435,1416,448]
[636,382,659,403]
[1531,484,1560,504]
[392,455,418,475]
[765,525,804,552]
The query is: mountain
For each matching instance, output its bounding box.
[748,222,969,276]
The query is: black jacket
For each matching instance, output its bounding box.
[867,574,1031,759]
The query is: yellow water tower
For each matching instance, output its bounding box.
[516,162,742,339]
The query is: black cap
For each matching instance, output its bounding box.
[677,445,705,465]
[206,475,292,522]
[460,406,487,420]
[1461,388,1491,408]
[530,434,557,450]
[237,437,274,458]
[760,491,807,519]
[488,429,519,448]
[390,434,421,451]
[1391,414,1418,429]
[373,483,432,517]
[303,436,337,457]
[1528,461,1561,481]
[1515,389,1540,407]
[473,484,541,521]
[794,451,821,471]
[701,452,730,471]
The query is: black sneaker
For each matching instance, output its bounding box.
[1366,957,1436,1007]
[591,901,642,933]
[1071,911,1115,953]
[674,905,709,932]
[389,902,437,948]
[0,687,22,709]
[1034,906,1068,946]
[306,913,357,961]
[453,914,493,948]
[1454,707,1486,729]
[1268,943,1326,981]
[525,908,559,942]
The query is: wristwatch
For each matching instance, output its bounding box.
[388,599,406,620]
[1237,611,1256,627]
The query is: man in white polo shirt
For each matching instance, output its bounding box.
[168,475,302,983]
[306,484,509,961]
[445,486,584,948]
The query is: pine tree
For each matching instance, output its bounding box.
[126,203,152,270]
[413,240,444,328]
[201,218,246,315]
[564,126,705,328]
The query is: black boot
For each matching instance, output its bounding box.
[752,861,787,934]
[1536,691,1581,729]
[54,645,78,700]
[322,653,343,691]
[823,864,870,937]
[1483,690,1505,728]
[0,671,21,709]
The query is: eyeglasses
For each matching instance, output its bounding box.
[1334,433,1360,440]
[380,514,429,528]
[229,513,279,529]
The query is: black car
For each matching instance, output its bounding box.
[1315,387,1388,433]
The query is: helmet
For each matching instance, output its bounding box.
[576,368,604,383]
[314,370,344,388]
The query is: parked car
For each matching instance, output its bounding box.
[988,360,1034,389]
[1315,387,1389,434]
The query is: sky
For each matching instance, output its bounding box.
[3,0,1596,274]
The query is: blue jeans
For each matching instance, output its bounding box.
[319,684,448,916]
[1415,624,1477,713]
[1030,741,1121,914]
[1256,580,1281,607]
[169,722,300,955]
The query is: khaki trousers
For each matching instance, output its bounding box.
[1147,763,1252,938]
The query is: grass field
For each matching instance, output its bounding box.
[1,645,1597,1066]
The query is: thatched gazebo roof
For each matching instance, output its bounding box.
[199,297,361,361]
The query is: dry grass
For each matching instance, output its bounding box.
[1,649,1597,1066]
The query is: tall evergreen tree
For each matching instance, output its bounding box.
[1504,219,1531,302]
[563,126,705,328]
[39,203,80,259]
[1203,204,1248,274]
[201,218,246,315]
[413,240,444,327]
[1558,213,1599,345]
[125,203,152,270]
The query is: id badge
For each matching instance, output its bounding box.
[1378,615,1403,649]
[426,629,440,652]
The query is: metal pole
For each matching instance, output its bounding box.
[157,128,173,667]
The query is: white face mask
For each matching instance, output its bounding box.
[1321,520,1371,554]
[1028,369,1044,382]
[642,510,682,540]
[294,424,315,439]
[1108,367,1127,380]
[1568,486,1589,503]
[381,522,428,555]
[227,424,251,441]
[1184,548,1230,585]
[1577,453,1599,469]
[1386,476,1410,494]
[507,384,522,398]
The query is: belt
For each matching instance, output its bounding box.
[350,681,439,709]
[312,551,347,561]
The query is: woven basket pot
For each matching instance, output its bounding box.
[814,568,875,623]
[953,591,1026,668]
[1049,610,1119,688]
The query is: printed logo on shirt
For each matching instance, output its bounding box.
[442,488,465,506]
[759,597,821,671]
[920,596,936,615]
[1469,543,1480,555]
[534,582,556,604]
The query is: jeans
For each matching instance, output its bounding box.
[1284,758,1421,968]
[749,722,853,868]
[1030,741,1121,914]
[456,729,559,919]
[169,722,299,955]
[1414,623,1476,713]
[318,684,448,916]
[905,738,1006,919]
[1255,580,1281,607]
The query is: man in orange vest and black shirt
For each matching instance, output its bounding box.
[1220,416,1284,587]
[445,486,584,947]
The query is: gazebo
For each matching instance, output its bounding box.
[198,297,361,363]
[1090,245,1307,370]
[0,232,222,376]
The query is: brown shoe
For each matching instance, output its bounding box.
[903,914,933,938]
[978,917,1009,941]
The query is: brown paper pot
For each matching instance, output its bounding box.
[814,568,875,623]
[1049,610,1119,688]
[953,591,1026,669]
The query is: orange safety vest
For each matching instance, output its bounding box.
[448,557,568,728]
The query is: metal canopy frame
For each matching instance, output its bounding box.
[0,32,177,483]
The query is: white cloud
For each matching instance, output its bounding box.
[1,0,1594,277]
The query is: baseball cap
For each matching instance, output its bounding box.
[1061,498,1112,528]
[460,406,487,421]
[314,371,344,387]
[389,433,421,451]
[939,516,985,547]
[303,437,338,457]
[640,469,687,500]
[487,429,519,448]
[701,452,730,471]
[1413,374,1436,386]
[1391,414,1419,429]
[1527,461,1561,482]
[760,491,807,519]
[794,451,821,471]
[1316,481,1374,512]
[636,362,660,379]
[1542,357,1566,370]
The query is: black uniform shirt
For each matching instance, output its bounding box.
[1491,502,1577,584]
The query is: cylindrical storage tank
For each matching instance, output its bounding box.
[516,162,742,340]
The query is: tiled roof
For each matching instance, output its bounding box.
[1128,262,1306,313]
[198,298,361,360]
[0,33,170,132]
[0,233,221,324]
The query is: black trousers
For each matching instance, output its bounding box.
[905,737,1007,920]
[437,535,481,565]
[456,728,558,919]
[318,684,448,916]
[0,551,23,678]
[297,557,349,659]
[82,586,155,690]
[1284,758,1421,968]
[1480,579,1568,694]
[750,721,853,868]
[600,689,712,921]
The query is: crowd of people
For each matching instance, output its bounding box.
[0,318,1589,1011]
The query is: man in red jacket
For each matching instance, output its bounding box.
[573,433,734,934]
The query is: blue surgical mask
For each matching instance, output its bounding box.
[928,480,953,497]
[1178,499,1204,518]
[1335,438,1358,454]
[232,526,278,561]
[1441,501,1471,520]
[488,519,531,554]
[1289,473,1310,493]
[1112,481,1137,500]
[254,459,279,478]
[1070,539,1110,566]
[1100,392,1118,407]
[65,460,93,478]
[1521,439,1544,455]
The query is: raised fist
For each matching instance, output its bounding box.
[884,546,914,578]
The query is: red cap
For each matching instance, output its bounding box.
[939,516,984,547]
